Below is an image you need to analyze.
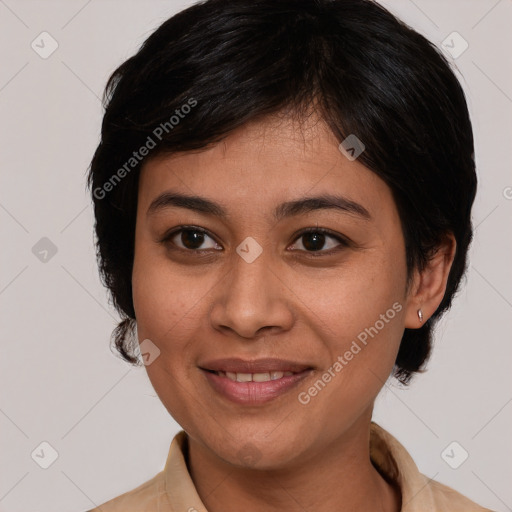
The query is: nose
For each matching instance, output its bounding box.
[209,248,294,339]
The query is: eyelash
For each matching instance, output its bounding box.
[159,225,351,258]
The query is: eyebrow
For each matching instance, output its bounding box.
[147,191,371,221]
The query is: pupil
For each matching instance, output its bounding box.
[182,230,204,249]
[303,232,325,251]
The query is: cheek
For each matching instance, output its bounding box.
[132,244,203,341]
[295,246,406,344]
[293,245,407,398]
[131,246,222,397]
[132,252,204,427]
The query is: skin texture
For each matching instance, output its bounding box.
[132,112,456,512]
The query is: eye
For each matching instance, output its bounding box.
[289,227,350,255]
[160,225,350,256]
[161,226,222,252]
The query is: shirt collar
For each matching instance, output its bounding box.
[369,422,436,511]
[163,421,436,511]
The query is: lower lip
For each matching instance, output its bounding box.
[201,369,313,405]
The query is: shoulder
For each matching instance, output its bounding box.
[84,431,188,512]
[85,470,170,512]
[370,422,496,512]
[426,477,496,512]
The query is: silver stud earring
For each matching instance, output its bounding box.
[417,309,423,323]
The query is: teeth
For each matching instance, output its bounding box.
[218,371,295,382]
[253,372,271,382]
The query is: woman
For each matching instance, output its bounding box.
[87,0,494,510]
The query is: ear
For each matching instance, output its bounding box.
[404,233,457,328]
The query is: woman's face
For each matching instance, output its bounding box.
[132,113,411,469]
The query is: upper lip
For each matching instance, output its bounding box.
[199,358,313,374]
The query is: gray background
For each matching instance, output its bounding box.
[0,0,511,511]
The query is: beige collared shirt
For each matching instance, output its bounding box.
[88,422,494,511]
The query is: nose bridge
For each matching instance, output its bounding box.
[210,243,293,338]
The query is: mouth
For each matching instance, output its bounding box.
[199,365,313,405]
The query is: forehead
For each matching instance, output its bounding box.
[137,113,394,223]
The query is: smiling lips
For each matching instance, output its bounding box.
[199,357,313,404]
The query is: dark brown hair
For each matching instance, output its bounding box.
[87,0,477,384]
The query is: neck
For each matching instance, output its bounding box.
[186,415,401,512]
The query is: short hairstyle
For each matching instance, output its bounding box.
[87,0,476,385]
